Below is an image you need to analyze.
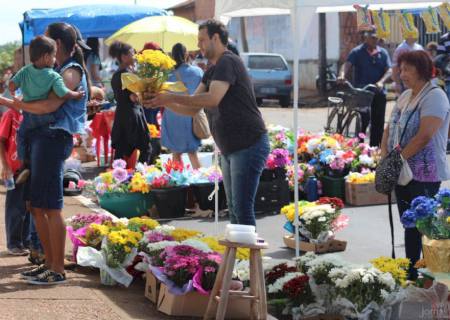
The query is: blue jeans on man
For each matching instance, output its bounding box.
[5,183,29,250]
[220,134,270,226]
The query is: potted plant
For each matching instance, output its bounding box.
[401,189,450,273]
[93,159,155,218]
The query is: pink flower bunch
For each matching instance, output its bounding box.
[67,213,112,231]
[266,148,291,169]
[145,231,174,243]
[331,214,349,233]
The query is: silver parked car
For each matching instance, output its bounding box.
[241,53,293,108]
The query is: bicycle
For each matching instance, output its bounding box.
[325,81,377,138]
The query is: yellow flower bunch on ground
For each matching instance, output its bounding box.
[128,217,159,232]
[130,172,150,193]
[82,223,110,247]
[199,236,250,260]
[170,228,203,241]
[370,256,410,287]
[108,229,142,253]
[281,201,317,223]
[346,171,376,184]
[135,49,176,71]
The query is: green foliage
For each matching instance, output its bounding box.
[0,42,20,73]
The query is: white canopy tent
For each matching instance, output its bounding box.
[215,0,443,256]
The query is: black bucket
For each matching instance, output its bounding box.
[192,182,227,211]
[152,186,188,218]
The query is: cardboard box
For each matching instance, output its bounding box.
[283,235,346,253]
[157,283,251,319]
[345,181,395,206]
[72,146,95,163]
[144,270,160,304]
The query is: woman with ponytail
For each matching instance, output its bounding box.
[11,22,89,285]
[108,41,151,167]
[161,43,203,168]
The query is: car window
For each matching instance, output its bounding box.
[248,56,287,70]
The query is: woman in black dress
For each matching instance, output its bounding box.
[108,41,151,167]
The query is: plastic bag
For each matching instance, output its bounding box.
[421,7,441,34]
[372,9,391,39]
[76,238,137,287]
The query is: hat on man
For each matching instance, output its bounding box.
[72,25,91,50]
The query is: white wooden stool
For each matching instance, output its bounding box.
[203,239,269,320]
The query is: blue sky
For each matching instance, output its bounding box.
[0,0,184,45]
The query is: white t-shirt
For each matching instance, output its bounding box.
[392,41,424,67]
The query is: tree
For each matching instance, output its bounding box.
[0,42,20,73]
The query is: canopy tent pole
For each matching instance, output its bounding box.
[291,3,301,258]
[214,143,220,236]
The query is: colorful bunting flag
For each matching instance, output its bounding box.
[438,2,450,30]
[372,9,391,39]
[421,7,441,34]
[397,11,419,39]
[354,5,373,31]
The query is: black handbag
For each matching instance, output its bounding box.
[375,86,437,258]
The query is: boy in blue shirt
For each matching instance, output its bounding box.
[8,35,84,182]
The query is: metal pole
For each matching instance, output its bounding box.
[318,12,327,94]
[291,5,300,258]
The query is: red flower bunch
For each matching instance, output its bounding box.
[282,274,314,304]
[316,197,344,210]
[151,175,170,189]
[164,159,185,173]
[265,263,297,285]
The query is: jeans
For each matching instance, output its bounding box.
[395,180,441,280]
[220,134,270,226]
[5,182,30,250]
[361,92,386,147]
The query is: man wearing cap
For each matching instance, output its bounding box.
[392,37,424,95]
[338,28,392,147]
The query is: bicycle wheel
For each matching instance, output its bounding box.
[343,111,362,138]
[325,106,340,134]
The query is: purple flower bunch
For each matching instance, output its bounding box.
[145,231,174,243]
[266,148,291,169]
[401,196,438,228]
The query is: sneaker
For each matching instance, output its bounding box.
[15,169,30,185]
[27,270,66,285]
[28,252,45,266]
[21,264,48,280]
[8,248,29,256]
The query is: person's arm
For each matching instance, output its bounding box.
[337,62,352,83]
[376,67,392,90]
[0,137,11,180]
[13,67,82,114]
[146,80,229,111]
[401,116,443,160]
[62,89,85,100]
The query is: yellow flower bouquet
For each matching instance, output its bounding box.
[370,256,409,287]
[121,49,186,95]
[104,229,142,268]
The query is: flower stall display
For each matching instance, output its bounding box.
[266,148,291,171]
[370,256,410,287]
[286,163,317,194]
[295,132,381,201]
[281,198,348,253]
[126,217,160,233]
[148,124,160,139]
[401,189,450,273]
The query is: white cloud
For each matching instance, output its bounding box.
[0,0,184,45]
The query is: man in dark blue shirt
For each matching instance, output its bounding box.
[338,28,392,147]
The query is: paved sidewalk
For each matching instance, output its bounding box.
[0,187,187,320]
